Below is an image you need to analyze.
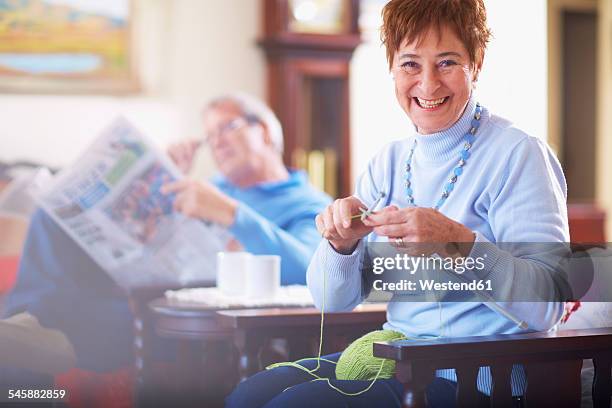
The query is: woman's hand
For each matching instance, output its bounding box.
[167,140,202,174]
[161,179,238,227]
[315,196,373,254]
[363,206,475,257]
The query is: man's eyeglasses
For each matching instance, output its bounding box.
[205,114,259,144]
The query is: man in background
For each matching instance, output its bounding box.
[0,93,329,383]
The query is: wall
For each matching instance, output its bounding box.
[596,0,612,237]
[163,0,265,138]
[350,0,413,181]
[548,0,612,238]
[547,0,598,162]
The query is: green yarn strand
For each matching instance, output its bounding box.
[264,240,447,397]
[335,330,407,381]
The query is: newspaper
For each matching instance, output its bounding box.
[0,167,53,219]
[36,118,227,290]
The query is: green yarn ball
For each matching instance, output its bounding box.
[335,330,407,381]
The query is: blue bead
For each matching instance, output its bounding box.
[405,187,413,196]
[405,171,411,179]
[436,198,446,208]
[454,167,463,176]
[460,150,470,160]
[471,118,480,128]
[445,182,454,192]
[465,134,475,144]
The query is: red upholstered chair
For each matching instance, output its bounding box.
[52,289,175,408]
[0,256,19,295]
[55,368,134,408]
[0,256,133,407]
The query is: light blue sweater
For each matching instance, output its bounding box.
[306,97,569,395]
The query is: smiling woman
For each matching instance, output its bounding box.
[391,25,476,134]
[383,0,490,135]
[226,0,571,407]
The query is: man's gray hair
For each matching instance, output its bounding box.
[205,92,284,154]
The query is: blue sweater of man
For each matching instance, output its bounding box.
[5,169,330,371]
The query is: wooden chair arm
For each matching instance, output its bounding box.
[373,327,612,407]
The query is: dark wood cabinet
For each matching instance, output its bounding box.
[259,0,361,198]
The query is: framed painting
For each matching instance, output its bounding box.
[0,0,138,94]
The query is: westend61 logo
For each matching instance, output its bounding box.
[371,254,486,275]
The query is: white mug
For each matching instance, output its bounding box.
[216,252,251,296]
[246,255,281,299]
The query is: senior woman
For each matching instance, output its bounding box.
[226,0,569,407]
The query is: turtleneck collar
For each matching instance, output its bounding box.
[413,97,483,163]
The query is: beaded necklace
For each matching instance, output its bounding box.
[404,103,482,209]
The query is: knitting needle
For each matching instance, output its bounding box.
[349,191,386,221]
[486,300,529,330]
[440,266,529,329]
[350,211,372,220]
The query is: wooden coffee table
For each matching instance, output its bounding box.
[141,298,387,406]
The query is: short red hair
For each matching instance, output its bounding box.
[381,0,492,70]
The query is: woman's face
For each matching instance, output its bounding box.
[392,25,479,134]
